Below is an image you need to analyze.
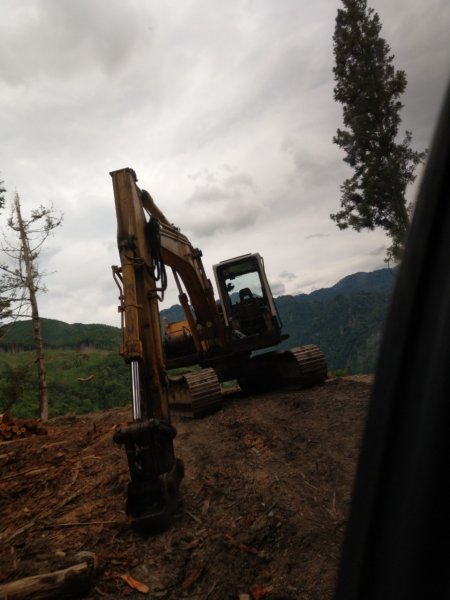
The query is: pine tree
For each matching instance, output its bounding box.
[331,0,426,262]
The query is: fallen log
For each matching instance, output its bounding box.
[0,555,98,599]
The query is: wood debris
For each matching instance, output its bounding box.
[0,554,98,600]
[0,412,48,442]
[113,573,149,594]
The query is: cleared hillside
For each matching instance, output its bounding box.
[0,376,371,599]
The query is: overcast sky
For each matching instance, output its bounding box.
[1,0,449,327]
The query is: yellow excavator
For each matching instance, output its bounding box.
[110,167,326,529]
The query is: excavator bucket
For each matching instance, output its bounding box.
[113,419,184,532]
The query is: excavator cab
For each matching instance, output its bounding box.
[213,253,283,346]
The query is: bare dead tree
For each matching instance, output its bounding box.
[0,192,62,420]
[0,175,10,325]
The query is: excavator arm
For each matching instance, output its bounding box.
[110,167,184,530]
[111,168,168,419]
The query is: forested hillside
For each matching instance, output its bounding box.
[276,291,390,373]
[0,350,131,419]
[281,267,396,372]
[0,319,119,352]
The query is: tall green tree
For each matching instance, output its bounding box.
[331,0,426,262]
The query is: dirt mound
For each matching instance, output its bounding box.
[0,377,371,599]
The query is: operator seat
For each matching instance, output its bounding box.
[239,288,254,302]
[232,287,267,335]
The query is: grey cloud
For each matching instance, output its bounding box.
[0,0,144,86]
[279,270,296,281]
[224,173,257,193]
[282,138,344,190]
[305,233,331,240]
[269,281,286,297]
[188,185,235,206]
[39,243,63,264]
[183,169,261,236]
[188,169,219,184]
[183,195,260,237]
[366,245,386,256]
[158,2,333,154]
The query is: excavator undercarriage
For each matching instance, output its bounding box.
[236,344,327,395]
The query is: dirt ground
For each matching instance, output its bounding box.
[0,376,372,599]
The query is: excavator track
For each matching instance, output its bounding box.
[237,344,327,394]
[168,367,222,419]
[277,345,328,388]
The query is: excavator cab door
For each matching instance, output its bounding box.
[213,254,282,343]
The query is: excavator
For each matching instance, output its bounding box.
[110,167,326,529]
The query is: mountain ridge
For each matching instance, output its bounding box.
[0,318,120,351]
[0,267,397,372]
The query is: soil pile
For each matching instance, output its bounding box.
[0,376,372,599]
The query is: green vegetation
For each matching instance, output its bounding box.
[0,350,131,419]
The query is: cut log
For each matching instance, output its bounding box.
[0,556,98,599]
[0,413,14,425]
[0,415,48,442]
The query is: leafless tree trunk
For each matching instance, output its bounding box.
[14,196,49,420]
[0,193,62,421]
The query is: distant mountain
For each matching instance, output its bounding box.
[308,266,398,301]
[159,304,185,323]
[273,267,397,373]
[0,267,397,373]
